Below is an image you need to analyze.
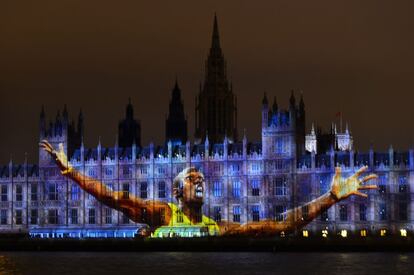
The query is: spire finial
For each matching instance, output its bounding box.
[211,13,221,49]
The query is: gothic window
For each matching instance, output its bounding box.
[399,175,408,193]
[105,167,113,177]
[71,184,80,201]
[15,210,22,225]
[232,181,241,198]
[320,209,328,222]
[378,174,387,194]
[302,205,309,220]
[399,203,407,221]
[30,209,38,225]
[339,205,348,221]
[15,184,22,202]
[48,209,58,224]
[252,205,260,222]
[122,183,130,199]
[140,182,148,199]
[213,181,222,197]
[105,208,112,224]
[140,166,148,175]
[252,162,260,172]
[1,185,7,202]
[48,183,58,201]
[379,203,387,221]
[233,205,241,222]
[319,174,330,194]
[274,205,286,221]
[31,183,38,201]
[70,208,78,224]
[158,166,165,175]
[88,208,96,224]
[88,169,96,177]
[158,181,166,198]
[359,204,367,221]
[273,177,287,196]
[123,167,130,176]
[0,209,7,225]
[251,179,260,196]
[214,206,221,222]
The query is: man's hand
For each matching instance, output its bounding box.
[39,140,71,173]
[330,166,378,201]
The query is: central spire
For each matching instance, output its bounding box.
[211,13,221,50]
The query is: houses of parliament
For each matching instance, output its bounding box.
[0,16,413,238]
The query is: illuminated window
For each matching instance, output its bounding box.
[88,169,96,177]
[30,183,38,201]
[302,230,309,237]
[359,204,367,221]
[340,230,347,238]
[158,181,166,198]
[70,208,78,224]
[400,229,407,237]
[105,167,113,177]
[280,231,286,238]
[379,203,387,221]
[233,205,241,222]
[71,184,80,201]
[360,229,367,237]
[213,181,222,197]
[378,174,387,194]
[0,209,7,225]
[30,209,37,225]
[232,181,241,198]
[322,229,328,238]
[15,210,22,225]
[339,205,348,221]
[1,185,8,202]
[380,229,387,237]
[122,183,130,199]
[140,166,148,175]
[274,205,286,221]
[15,185,22,202]
[48,209,58,224]
[140,182,148,199]
[398,175,408,193]
[214,206,221,222]
[399,203,407,221]
[104,208,112,224]
[251,180,260,196]
[252,205,260,222]
[88,208,96,224]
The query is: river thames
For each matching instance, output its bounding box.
[0,252,412,274]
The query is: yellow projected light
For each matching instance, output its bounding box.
[340,230,347,238]
[322,229,328,238]
[400,229,407,237]
[302,230,309,237]
[360,229,367,237]
[380,229,387,237]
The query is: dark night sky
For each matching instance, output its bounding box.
[1,0,414,164]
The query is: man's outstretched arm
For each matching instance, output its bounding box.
[39,140,171,227]
[224,166,377,236]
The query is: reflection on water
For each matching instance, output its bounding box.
[0,252,412,275]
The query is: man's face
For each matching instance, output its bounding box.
[181,170,205,206]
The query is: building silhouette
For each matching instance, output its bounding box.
[165,80,187,145]
[118,98,141,148]
[195,14,238,144]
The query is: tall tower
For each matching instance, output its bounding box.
[39,106,83,167]
[195,14,238,144]
[118,98,141,148]
[166,79,188,145]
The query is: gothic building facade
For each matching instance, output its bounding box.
[0,94,413,238]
